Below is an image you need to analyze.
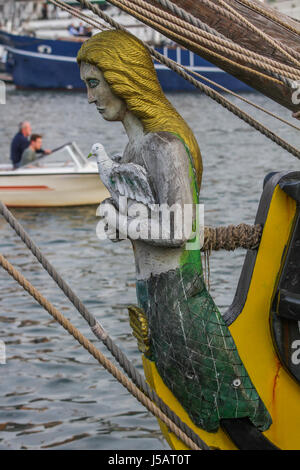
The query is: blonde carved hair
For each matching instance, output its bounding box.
[77,29,203,188]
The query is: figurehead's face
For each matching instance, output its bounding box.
[80,62,127,122]
[77,30,202,187]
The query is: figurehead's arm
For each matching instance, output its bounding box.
[140,132,195,248]
[99,133,195,247]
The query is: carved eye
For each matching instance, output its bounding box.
[87,79,100,89]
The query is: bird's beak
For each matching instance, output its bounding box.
[87,152,93,159]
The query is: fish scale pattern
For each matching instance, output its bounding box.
[136,263,272,432]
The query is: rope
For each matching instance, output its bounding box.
[199,0,300,65]
[0,252,207,451]
[69,0,300,159]
[176,63,300,133]
[113,0,300,82]
[235,0,300,37]
[201,223,262,290]
[90,0,291,87]
[0,201,207,450]
[127,0,300,81]
[202,224,262,252]
[153,0,228,39]
[50,0,109,30]
[151,55,300,158]
[153,0,300,65]
[153,0,230,41]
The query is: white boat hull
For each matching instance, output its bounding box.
[0,172,109,207]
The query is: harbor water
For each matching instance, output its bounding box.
[0,85,299,449]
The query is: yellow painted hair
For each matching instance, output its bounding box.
[77,30,203,188]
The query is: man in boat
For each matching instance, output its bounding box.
[19,134,51,168]
[78,23,86,36]
[10,122,51,169]
[68,24,79,37]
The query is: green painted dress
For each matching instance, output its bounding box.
[135,135,272,433]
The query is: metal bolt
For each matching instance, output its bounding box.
[232,378,241,388]
[186,371,195,380]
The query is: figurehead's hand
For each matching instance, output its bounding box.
[44,149,52,155]
[292,111,300,120]
[96,198,123,242]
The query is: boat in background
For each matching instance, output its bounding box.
[0,30,252,92]
[0,142,109,207]
[0,1,253,92]
[272,0,300,20]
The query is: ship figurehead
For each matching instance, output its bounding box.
[78,30,300,450]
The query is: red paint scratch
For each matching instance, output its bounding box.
[272,359,281,406]
[0,186,51,191]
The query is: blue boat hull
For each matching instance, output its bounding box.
[1,31,252,92]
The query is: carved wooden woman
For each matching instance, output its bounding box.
[77,30,271,434]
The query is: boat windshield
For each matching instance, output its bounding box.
[23,142,89,169]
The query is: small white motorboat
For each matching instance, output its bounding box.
[0,142,109,207]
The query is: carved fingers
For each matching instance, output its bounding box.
[292,111,300,120]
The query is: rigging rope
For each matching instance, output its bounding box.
[126,0,300,81]
[153,0,300,64]
[235,0,300,37]
[0,251,206,451]
[109,0,300,82]
[176,62,300,133]
[202,0,300,65]
[50,0,109,30]
[78,0,297,87]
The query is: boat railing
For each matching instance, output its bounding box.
[0,141,92,173]
[35,141,91,170]
[68,141,91,168]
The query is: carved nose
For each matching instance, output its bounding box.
[88,96,97,105]
[87,90,97,104]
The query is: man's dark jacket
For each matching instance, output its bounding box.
[10,132,30,166]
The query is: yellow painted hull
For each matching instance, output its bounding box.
[141,173,300,450]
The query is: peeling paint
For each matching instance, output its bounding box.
[272,359,281,408]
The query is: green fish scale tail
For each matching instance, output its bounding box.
[136,262,272,433]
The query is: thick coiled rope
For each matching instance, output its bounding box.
[203,224,262,252]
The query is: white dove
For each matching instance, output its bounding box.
[88,143,157,212]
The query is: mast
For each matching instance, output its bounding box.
[109,0,300,112]
[166,0,300,111]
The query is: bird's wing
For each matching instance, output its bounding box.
[110,154,122,164]
[110,163,157,209]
